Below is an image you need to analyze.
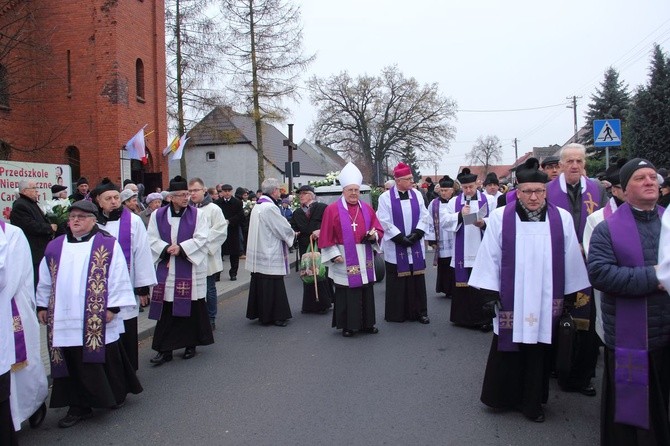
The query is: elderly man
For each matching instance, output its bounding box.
[1,220,48,439]
[11,180,57,286]
[147,176,213,365]
[291,184,333,314]
[470,163,589,423]
[36,200,142,428]
[443,168,497,330]
[588,159,669,444]
[319,163,384,336]
[188,178,228,331]
[377,163,431,324]
[51,184,68,200]
[140,192,163,228]
[245,178,296,327]
[426,176,456,298]
[68,177,89,201]
[547,143,608,396]
[540,156,561,181]
[91,179,157,370]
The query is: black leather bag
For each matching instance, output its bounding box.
[555,312,576,382]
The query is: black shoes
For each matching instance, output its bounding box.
[576,385,597,397]
[342,329,354,337]
[183,347,196,359]
[150,351,173,366]
[418,316,430,324]
[361,327,379,334]
[273,320,288,327]
[58,407,93,428]
[480,323,493,332]
[210,321,216,331]
[230,275,237,281]
[526,411,545,423]
[29,402,47,428]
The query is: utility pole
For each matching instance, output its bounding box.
[283,124,297,192]
[566,95,582,140]
[513,138,518,183]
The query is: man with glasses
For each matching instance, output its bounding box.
[36,200,142,428]
[540,156,561,181]
[188,178,227,331]
[11,180,57,286]
[547,143,608,397]
[147,176,213,365]
[378,162,431,324]
[470,162,588,423]
[443,168,497,331]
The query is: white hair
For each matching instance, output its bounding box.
[384,180,396,188]
[18,180,33,191]
[261,178,281,195]
[559,143,586,160]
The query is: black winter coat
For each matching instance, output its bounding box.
[10,194,54,266]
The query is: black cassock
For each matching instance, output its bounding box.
[291,202,333,313]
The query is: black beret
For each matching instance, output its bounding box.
[516,168,548,184]
[90,178,119,201]
[483,172,499,186]
[438,176,454,188]
[457,168,477,185]
[169,175,188,192]
[69,200,99,216]
[51,185,67,194]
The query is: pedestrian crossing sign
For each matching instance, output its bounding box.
[593,119,621,147]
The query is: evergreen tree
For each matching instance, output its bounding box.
[581,67,630,147]
[626,44,670,167]
[400,145,422,182]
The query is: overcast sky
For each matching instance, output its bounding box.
[282,0,670,178]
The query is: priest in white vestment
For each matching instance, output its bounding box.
[469,166,589,423]
[245,178,296,326]
[5,220,48,431]
[36,200,142,428]
[147,176,212,365]
[425,176,456,298]
[92,179,157,370]
[443,168,496,330]
[377,162,432,324]
[319,162,384,337]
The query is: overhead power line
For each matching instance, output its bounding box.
[457,102,568,113]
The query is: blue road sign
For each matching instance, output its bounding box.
[593,119,622,147]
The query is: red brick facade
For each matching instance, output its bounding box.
[0,0,167,190]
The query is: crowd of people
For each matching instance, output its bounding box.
[2,142,670,445]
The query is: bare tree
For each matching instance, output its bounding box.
[0,1,63,155]
[308,65,456,181]
[166,0,227,175]
[465,135,503,175]
[220,0,315,185]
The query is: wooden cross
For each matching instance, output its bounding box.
[525,313,538,327]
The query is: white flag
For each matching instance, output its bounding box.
[125,125,147,161]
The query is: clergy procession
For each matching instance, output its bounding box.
[4,142,670,445]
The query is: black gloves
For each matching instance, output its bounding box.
[406,229,425,245]
[481,290,501,319]
[391,234,414,247]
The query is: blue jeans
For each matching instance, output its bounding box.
[206,274,217,321]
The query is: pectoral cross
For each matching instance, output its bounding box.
[525,313,538,327]
[351,221,358,231]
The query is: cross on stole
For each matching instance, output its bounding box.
[176,281,191,296]
[616,351,646,382]
[525,313,538,327]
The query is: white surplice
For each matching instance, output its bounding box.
[377,188,431,264]
[469,206,590,345]
[656,210,670,292]
[36,235,137,346]
[196,202,228,276]
[1,223,48,430]
[444,191,496,269]
[98,210,157,320]
[147,206,209,301]
[425,198,456,258]
[245,200,295,275]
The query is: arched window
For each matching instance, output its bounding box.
[135,58,145,101]
[0,65,9,108]
[65,146,81,182]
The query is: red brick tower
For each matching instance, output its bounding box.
[0,0,167,190]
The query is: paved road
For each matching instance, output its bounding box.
[18,265,601,445]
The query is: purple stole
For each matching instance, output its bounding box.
[603,197,617,219]
[390,187,425,276]
[336,199,374,287]
[547,176,601,244]
[257,196,289,272]
[454,192,488,286]
[149,205,197,320]
[44,233,116,378]
[607,203,664,429]
[505,189,517,205]
[0,221,28,371]
[498,202,564,352]
[431,198,441,266]
[117,207,133,271]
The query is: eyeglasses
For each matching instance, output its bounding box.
[397,177,414,183]
[172,192,189,198]
[68,213,96,221]
[518,189,546,197]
